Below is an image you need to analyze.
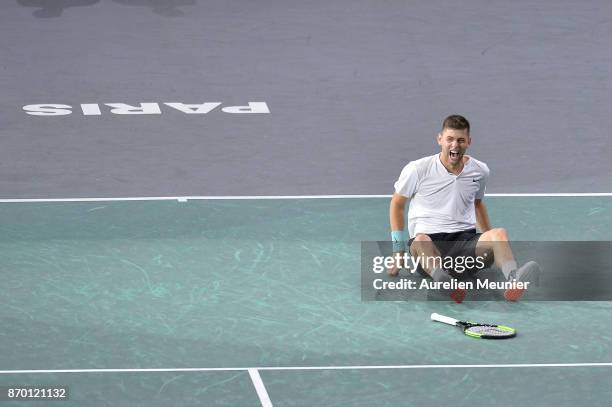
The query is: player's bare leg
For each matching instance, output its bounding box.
[475,228,515,271]
[476,228,540,301]
[410,234,466,303]
[409,234,442,276]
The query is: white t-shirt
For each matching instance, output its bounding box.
[394,154,490,238]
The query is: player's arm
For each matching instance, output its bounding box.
[390,193,408,231]
[390,161,418,276]
[389,193,409,276]
[475,199,492,233]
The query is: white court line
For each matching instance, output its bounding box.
[2,362,612,374]
[248,368,274,407]
[0,193,612,203]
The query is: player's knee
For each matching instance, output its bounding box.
[411,234,437,257]
[495,227,509,240]
[489,227,509,241]
[413,234,432,242]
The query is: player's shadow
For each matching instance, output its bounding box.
[112,0,196,17]
[17,0,100,18]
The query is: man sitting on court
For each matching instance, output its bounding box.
[388,114,539,302]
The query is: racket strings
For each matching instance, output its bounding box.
[466,324,512,337]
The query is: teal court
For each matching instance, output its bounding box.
[1,196,611,406]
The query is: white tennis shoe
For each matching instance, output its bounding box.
[504,261,540,301]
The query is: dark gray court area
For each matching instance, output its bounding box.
[2,0,612,198]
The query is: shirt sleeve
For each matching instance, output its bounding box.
[394,162,419,198]
[475,163,490,200]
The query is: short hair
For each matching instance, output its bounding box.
[442,115,470,134]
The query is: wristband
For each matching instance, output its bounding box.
[391,230,408,252]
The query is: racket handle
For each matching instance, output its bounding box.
[431,313,459,326]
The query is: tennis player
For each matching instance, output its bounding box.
[389,115,539,302]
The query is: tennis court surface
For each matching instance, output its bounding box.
[2,1,612,405]
[1,196,611,406]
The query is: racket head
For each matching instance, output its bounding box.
[459,322,516,339]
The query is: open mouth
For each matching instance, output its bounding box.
[450,150,460,159]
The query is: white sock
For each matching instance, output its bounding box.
[431,268,452,283]
[501,261,518,279]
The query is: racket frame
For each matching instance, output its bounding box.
[431,313,516,339]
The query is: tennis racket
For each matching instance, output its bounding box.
[431,313,516,339]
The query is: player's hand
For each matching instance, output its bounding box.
[387,251,406,277]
